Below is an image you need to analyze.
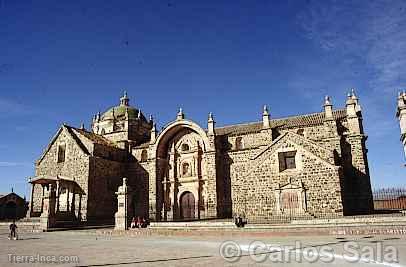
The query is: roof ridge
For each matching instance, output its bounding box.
[215,121,261,130]
[215,108,346,130]
[271,108,345,122]
[71,127,119,148]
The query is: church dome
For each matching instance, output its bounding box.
[100,92,148,122]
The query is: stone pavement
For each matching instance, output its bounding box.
[1,230,406,266]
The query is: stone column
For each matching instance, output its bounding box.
[29,183,35,217]
[71,191,76,217]
[167,181,173,221]
[115,178,132,230]
[78,194,82,221]
[206,121,218,219]
[41,185,45,213]
[66,185,70,212]
[149,157,157,222]
[204,151,217,218]
[56,180,60,212]
[40,184,56,231]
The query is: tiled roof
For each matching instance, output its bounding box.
[72,127,118,147]
[215,109,347,136]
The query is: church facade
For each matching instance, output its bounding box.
[29,91,373,224]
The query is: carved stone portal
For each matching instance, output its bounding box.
[275,179,307,215]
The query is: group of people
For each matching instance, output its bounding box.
[130,216,148,229]
[234,214,247,228]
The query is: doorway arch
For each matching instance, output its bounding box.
[180,191,195,220]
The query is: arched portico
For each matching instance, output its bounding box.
[149,119,217,221]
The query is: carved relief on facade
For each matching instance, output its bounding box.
[160,130,207,220]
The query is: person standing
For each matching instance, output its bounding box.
[9,221,17,240]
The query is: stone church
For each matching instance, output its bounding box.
[29,91,373,224]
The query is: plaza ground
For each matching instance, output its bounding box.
[1,228,406,267]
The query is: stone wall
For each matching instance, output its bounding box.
[223,132,343,221]
[126,160,150,218]
[88,157,125,222]
[34,127,90,219]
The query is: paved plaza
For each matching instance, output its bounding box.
[1,229,406,266]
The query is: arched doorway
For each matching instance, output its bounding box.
[4,201,17,220]
[180,192,195,220]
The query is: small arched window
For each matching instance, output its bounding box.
[182,162,190,176]
[57,144,66,163]
[100,128,105,135]
[141,149,148,162]
[235,137,244,150]
[297,128,304,136]
[181,143,190,151]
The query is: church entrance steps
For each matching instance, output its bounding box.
[149,220,235,229]
[85,215,406,237]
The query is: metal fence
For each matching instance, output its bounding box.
[373,188,406,211]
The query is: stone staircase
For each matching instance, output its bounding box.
[149,219,235,229]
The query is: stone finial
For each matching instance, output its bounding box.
[324,95,332,106]
[346,91,355,105]
[120,91,130,106]
[351,88,362,112]
[208,112,215,135]
[176,108,184,120]
[80,123,85,130]
[263,105,269,116]
[96,111,101,122]
[149,114,153,123]
[346,90,362,133]
[397,90,406,133]
[351,88,357,98]
[262,105,270,129]
[398,91,406,110]
[137,109,141,119]
[324,95,333,120]
[150,123,157,144]
[208,112,214,122]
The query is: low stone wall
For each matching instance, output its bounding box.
[0,221,42,234]
[291,214,406,225]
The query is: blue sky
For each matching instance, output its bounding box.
[0,0,405,198]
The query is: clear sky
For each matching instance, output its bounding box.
[0,0,405,198]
